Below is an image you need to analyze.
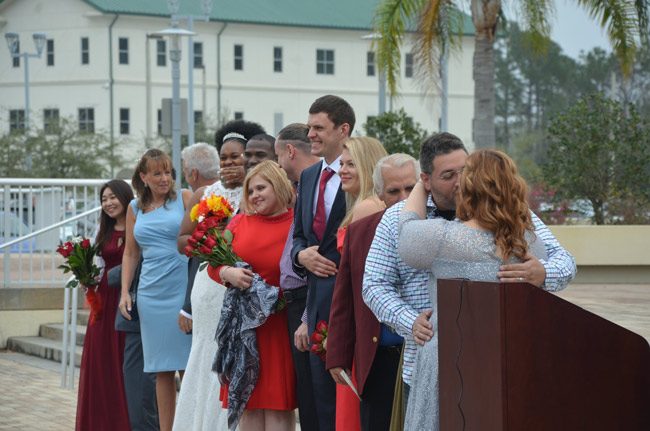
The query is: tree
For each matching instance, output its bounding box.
[363,108,429,157]
[374,0,648,149]
[543,94,650,224]
[0,118,121,178]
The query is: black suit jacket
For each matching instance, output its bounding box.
[291,160,346,333]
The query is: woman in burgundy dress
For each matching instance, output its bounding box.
[76,179,134,431]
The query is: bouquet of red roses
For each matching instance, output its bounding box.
[57,236,102,324]
[310,320,329,361]
[184,194,240,269]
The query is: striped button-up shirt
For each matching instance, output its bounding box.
[362,200,576,385]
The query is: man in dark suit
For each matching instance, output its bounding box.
[326,154,419,431]
[292,95,355,431]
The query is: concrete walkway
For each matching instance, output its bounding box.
[0,283,647,430]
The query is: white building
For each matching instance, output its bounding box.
[0,0,475,169]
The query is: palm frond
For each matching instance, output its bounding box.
[516,0,554,53]
[634,0,649,41]
[373,0,428,95]
[576,0,641,75]
[413,1,463,96]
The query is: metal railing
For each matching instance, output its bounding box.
[1,178,109,288]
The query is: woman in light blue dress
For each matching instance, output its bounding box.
[119,149,192,431]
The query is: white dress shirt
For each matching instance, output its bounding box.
[312,155,342,221]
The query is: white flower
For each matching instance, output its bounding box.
[71,236,83,244]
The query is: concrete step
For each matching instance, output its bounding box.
[76,310,90,326]
[6,336,83,367]
[40,323,86,347]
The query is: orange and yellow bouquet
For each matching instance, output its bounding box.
[184,194,240,269]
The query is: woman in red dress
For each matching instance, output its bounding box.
[76,179,133,431]
[332,137,387,431]
[210,160,297,431]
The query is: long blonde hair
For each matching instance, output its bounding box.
[456,149,533,261]
[340,136,388,227]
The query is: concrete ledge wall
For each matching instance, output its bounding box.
[0,288,84,348]
[549,225,650,284]
[0,309,64,348]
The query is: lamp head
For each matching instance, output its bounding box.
[5,32,19,55]
[32,32,47,56]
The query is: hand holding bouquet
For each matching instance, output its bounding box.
[57,236,102,324]
[310,320,329,361]
[184,194,240,269]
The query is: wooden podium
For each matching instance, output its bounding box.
[437,279,650,431]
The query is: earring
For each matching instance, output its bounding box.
[144,183,149,188]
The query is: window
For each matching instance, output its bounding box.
[119,108,130,135]
[118,37,129,65]
[194,110,203,129]
[367,51,376,76]
[9,109,25,133]
[157,109,162,135]
[193,42,203,68]
[316,49,334,75]
[234,44,243,70]
[12,41,19,67]
[43,109,60,133]
[234,112,244,120]
[81,37,89,65]
[273,47,282,72]
[156,40,166,66]
[78,108,95,133]
[46,39,54,66]
[405,53,414,78]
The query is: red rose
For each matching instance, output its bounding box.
[203,217,219,229]
[183,245,194,257]
[187,237,198,247]
[310,343,321,354]
[81,238,91,249]
[191,229,206,241]
[311,332,324,344]
[316,320,328,334]
[203,236,217,249]
[59,243,73,257]
[199,245,212,254]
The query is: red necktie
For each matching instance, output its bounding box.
[312,167,335,242]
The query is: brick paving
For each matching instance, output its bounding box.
[0,352,78,430]
[0,283,647,430]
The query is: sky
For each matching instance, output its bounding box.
[501,1,612,60]
[550,1,611,59]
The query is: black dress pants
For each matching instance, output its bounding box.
[286,291,320,431]
[360,345,402,431]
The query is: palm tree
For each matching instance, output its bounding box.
[374,0,648,149]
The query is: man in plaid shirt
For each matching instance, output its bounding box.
[362,132,576,405]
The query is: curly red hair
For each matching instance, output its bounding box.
[456,149,533,261]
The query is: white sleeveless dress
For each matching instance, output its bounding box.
[172,182,243,431]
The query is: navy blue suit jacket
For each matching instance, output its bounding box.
[291,160,346,333]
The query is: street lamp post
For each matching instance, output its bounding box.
[361,33,388,116]
[5,32,47,133]
[168,0,213,148]
[151,26,196,179]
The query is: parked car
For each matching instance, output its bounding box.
[0,211,36,253]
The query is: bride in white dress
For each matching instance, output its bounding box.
[173,180,243,431]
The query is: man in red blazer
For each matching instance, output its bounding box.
[326,153,419,431]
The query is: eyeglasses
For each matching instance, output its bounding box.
[437,168,464,181]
